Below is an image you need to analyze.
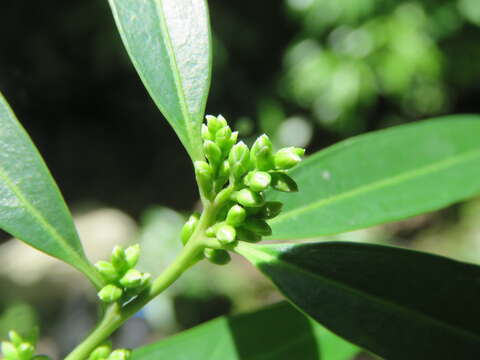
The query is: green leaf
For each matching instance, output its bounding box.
[267,116,480,239]
[0,93,102,289]
[132,302,358,360]
[108,0,212,161]
[236,241,480,359]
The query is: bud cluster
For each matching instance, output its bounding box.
[89,343,131,360]
[96,244,151,303]
[1,331,48,360]
[185,114,305,265]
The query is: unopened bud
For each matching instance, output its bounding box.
[125,244,141,268]
[244,171,271,192]
[18,343,35,359]
[260,201,283,219]
[107,349,132,360]
[215,161,230,190]
[206,115,226,134]
[215,126,232,150]
[204,248,231,265]
[98,285,123,303]
[181,212,200,245]
[226,205,247,226]
[228,142,250,179]
[89,344,112,360]
[8,331,23,347]
[204,140,223,167]
[119,269,143,289]
[201,123,214,141]
[270,172,298,192]
[251,134,274,171]
[216,224,237,245]
[206,222,222,237]
[194,161,214,199]
[2,342,18,359]
[274,147,304,169]
[236,227,262,243]
[233,189,265,208]
[95,261,119,283]
[111,246,128,273]
[242,218,272,236]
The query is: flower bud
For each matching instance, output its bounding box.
[194,161,214,199]
[204,248,231,265]
[2,341,18,359]
[251,134,274,171]
[274,147,304,169]
[203,140,223,168]
[8,331,23,347]
[226,205,247,226]
[119,269,144,289]
[107,349,131,360]
[18,342,35,360]
[216,224,237,245]
[215,126,232,149]
[206,222,222,237]
[233,189,265,208]
[244,171,271,192]
[181,212,200,245]
[95,261,119,283]
[242,218,272,236]
[270,172,298,192]
[215,161,230,191]
[98,285,123,303]
[260,201,283,219]
[201,123,213,141]
[206,115,226,134]
[236,227,262,243]
[89,344,112,360]
[125,244,141,269]
[228,142,250,179]
[111,246,128,273]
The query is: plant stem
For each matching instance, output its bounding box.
[65,205,217,360]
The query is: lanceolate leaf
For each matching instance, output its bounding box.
[0,93,102,288]
[132,302,359,360]
[236,241,480,359]
[108,0,212,161]
[267,116,480,239]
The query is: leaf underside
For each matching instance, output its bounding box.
[267,115,480,239]
[237,241,480,360]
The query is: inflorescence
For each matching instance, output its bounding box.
[182,114,305,265]
[1,330,48,360]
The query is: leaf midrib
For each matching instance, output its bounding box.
[270,147,480,225]
[241,244,480,344]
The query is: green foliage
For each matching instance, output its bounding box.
[131,302,359,360]
[268,115,480,239]
[107,0,212,161]
[0,93,102,288]
[237,241,480,359]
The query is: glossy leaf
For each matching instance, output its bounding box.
[267,116,480,239]
[132,302,358,360]
[0,93,102,288]
[108,0,212,160]
[236,241,480,359]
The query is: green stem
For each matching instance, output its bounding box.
[65,205,217,360]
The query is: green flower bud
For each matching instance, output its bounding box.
[18,343,34,360]
[228,142,250,179]
[242,218,272,236]
[251,134,275,171]
[95,261,119,283]
[226,205,246,226]
[181,212,200,245]
[244,171,271,192]
[270,172,298,192]
[216,224,237,245]
[111,246,128,273]
[205,222,222,237]
[98,285,123,303]
[89,344,112,360]
[2,341,18,359]
[204,248,231,265]
[201,123,213,141]
[119,269,144,289]
[215,126,232,150]
[274,147,304,169]
[236,227,262,243]
[233,189,265,208]
[194,161,214,199]
[125,244,141,269]
[107,349,131,360]
[8,331,23,347]
[260,201,283,219]
[215,161,230,191]
[203,140,223,168]
[206,115,227,134]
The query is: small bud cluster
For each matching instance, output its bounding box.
[1,331,48,360]
[184,114,305,265]
[88,343,131,360]
[96,245,151,303]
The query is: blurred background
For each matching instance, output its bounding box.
[1,0,480,358]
